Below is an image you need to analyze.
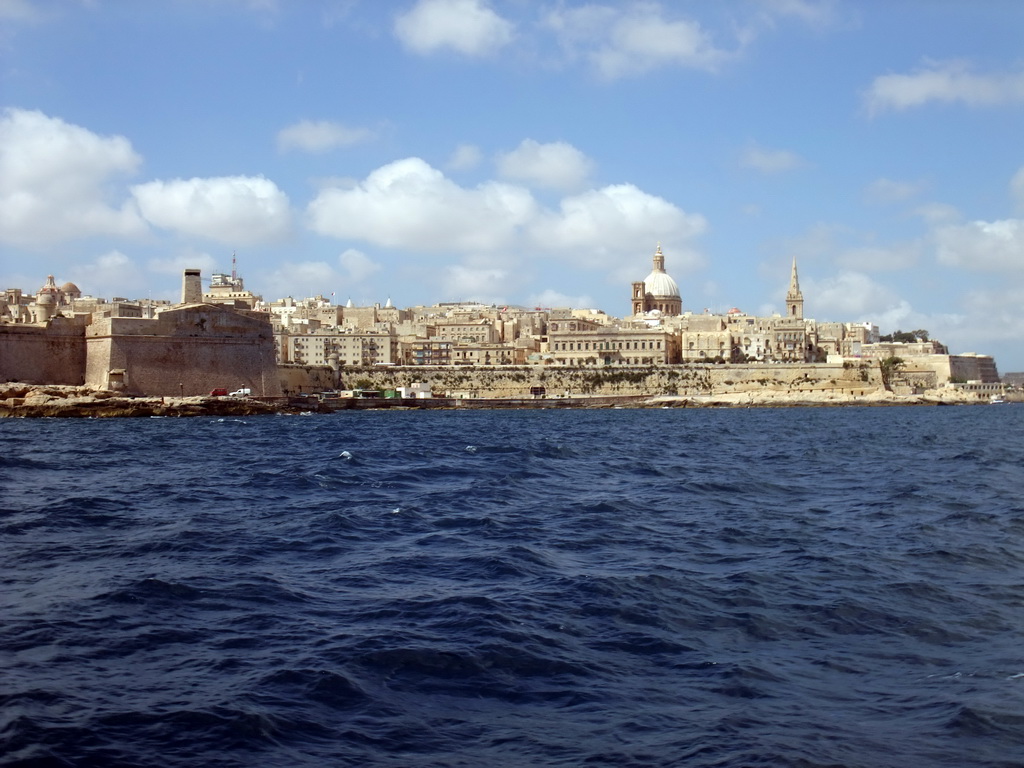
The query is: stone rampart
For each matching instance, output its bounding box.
[279,364,336,394]
[308,361,887,398]
[85,306,281,396]
[0,320,86,385]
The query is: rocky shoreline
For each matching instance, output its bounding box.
[0,383,1004,417]
[648,387,996,408]
[0,385,290,418]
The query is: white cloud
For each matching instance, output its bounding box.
[339,248,380,283]
[307,157,537,252]
[958,286,1024,347]
[495,139,595,191]
[739,143,803,173]
[266,261,341,299]
[0,0,40,22]
[55,248,221,303]
[528,288,596,309]
[805,271,906,322]
[1012,167,1024,213]
[913,202,961,226]
[393,0,514,57]
[864,60,1024,115]
[277,119,375,153]
[934,219,1024,271]
[753,0,841,27]
[530,184,707,269]
[307,158,707,280]
[864,177,925,204]
[544,3,731,79]
[67,250,149,301]
[0,108,146,246]
[132,175,291,245]
[442,265,509,304]
[447,143,483,172]
[148,247,218,278]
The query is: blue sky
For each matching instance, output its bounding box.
[3,0,1024,369]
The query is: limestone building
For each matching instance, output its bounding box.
[276,326,398,367]
[548,316,680,365]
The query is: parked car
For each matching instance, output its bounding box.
[229,388,252,397]
[210,388,228,396]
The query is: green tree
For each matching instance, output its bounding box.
[879,356,904,390]
[885,329,930,343]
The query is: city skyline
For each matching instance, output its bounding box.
[2,1,1023,368]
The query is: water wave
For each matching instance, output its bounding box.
[3,406,1024,767]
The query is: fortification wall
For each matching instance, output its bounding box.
[0,321,86,385]
[891,353,998,386]
[85,307,282,396]
[949,354,1000,383]
[298,361,888,398]
[279,364,336,394]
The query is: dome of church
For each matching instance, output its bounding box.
[61,282,81,294]
[644,268,680,298]
[631,244,682,317]
[38,275,60,295]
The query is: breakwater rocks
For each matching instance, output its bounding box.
[0,385,284,418]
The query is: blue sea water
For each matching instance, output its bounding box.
[2,406,1024,768]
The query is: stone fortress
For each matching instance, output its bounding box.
[0,247,1005,402]
[1,270,281,397]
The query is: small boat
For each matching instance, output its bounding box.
[989,394,1007,404]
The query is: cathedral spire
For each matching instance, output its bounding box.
[786,256,804,319]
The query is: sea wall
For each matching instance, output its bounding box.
[303,361,888,398]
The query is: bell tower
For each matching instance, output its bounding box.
[632,281,648,315]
